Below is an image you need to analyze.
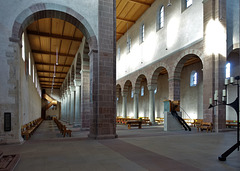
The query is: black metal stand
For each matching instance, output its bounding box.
[209,76,240,161]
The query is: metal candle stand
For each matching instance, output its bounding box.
[208,76,240,161]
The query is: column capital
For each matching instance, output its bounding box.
[70,85,76,92]
[148,84,157,91]
[74,79,81,87]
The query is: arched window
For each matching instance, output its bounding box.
[29,52,31,76]
[140,23,145,43]
[186,0,192,8]
[21,33,25,61]
[33,65,34,83]
[127,37,131,53]
[190,71,198,87]
[157,6,164,30]
[226,62,230,78]
[131,90,134,98]
[154,88,157,94]
[141,86,144,96]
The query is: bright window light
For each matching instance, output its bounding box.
[159,6,164,29]
[22,33,25,61]
[154,88,157,94]
[131,90,134,98]
[226,63,230,78]
[29,52,31,75]
[186,0,192,8]
[190,71,198,87]
[141,86,144,96]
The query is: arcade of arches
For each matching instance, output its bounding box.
[0,0,239,145]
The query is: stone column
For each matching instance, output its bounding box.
[203,0,226,132]
[148,85,157,123]
[168,78,180,101]
[70,86,76,125]
[88,0,117,139]
[67,89,71,123]
[64,93,67,121]
[122,92,127,118]
[133,89,139,119]
[74,79,81,127]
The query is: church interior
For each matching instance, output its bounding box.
[0,0,239,170]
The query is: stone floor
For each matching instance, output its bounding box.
[0,120,240,171]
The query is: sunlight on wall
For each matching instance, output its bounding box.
[167,17,180,48]
[142,31,157,62]
[205,19,226,56]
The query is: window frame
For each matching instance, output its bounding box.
[139,23,145,44]
[157,5,164,31]
[127,37,131,53]
[141,86,144,96]
[190,70,198,87]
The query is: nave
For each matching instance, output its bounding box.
[1,121,239,171]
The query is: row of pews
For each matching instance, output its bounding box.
[21,118,43,140]
[53,118,72,137]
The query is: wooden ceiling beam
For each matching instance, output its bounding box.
[40,81,63,83]
[37,70,67,74]
[32,50,75,57]
[116,17,135,23]
[35,62,71,67]
[27,30,82,42]
[116,32,124,35]
[39,76,65,79]
[129,0,151,7]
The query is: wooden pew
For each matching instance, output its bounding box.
[54,118,72,137]
[155,117,164,124]
[126,120,142,129]
[194,119,203,127]
[198,122,213,132]
[226,120,239,128]
[21,117,43,140]
[183,118,195,126]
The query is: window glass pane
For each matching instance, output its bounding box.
[190,71,197,86]
[159,6,164,28]
[141,86,144,96]
[154,88,157,94]
[226,63,230,78]
[22,33,25,61]
[186,0,192,8]
[131,90,134,98]
[29,52,31,75]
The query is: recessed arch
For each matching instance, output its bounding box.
[123,80,132,93]
[150,66,169,86]
[135,74,148,90]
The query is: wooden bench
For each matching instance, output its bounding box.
[183,118,195,126]
[155,117,164,124]
[21,117,43,140]
[226,120,239,128]
[54,118,72,137]
[126,120,142,129]
[194,119,203,127]
[198,122,213,132]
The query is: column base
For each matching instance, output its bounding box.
[73,122,81,128]
[88,134,118,140]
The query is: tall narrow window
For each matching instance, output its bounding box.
[140,23,145,43]
[141,86,144,96]
[29,52,31,76]
[131,90,134,98]
[21,33,25,61]
[33,65,34,83]
[154,88,157,94]
[158,6,164,30]
[127,37,131,53]
[226,62,230,78]
[190,71,198,87]
[186,0,192,8]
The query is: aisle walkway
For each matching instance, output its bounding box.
[1,120,239,171]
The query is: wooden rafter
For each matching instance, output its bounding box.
[35,62,71,67]
[32,50,75,57]
[37,70,67,74]
[40,81,63,83]
[129,0,151,7]
[39,76,65,79]
[27,30,82,42]
[117,17,135,23]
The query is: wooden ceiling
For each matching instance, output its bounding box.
[27,18,83,89]
[116,0,155,40]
